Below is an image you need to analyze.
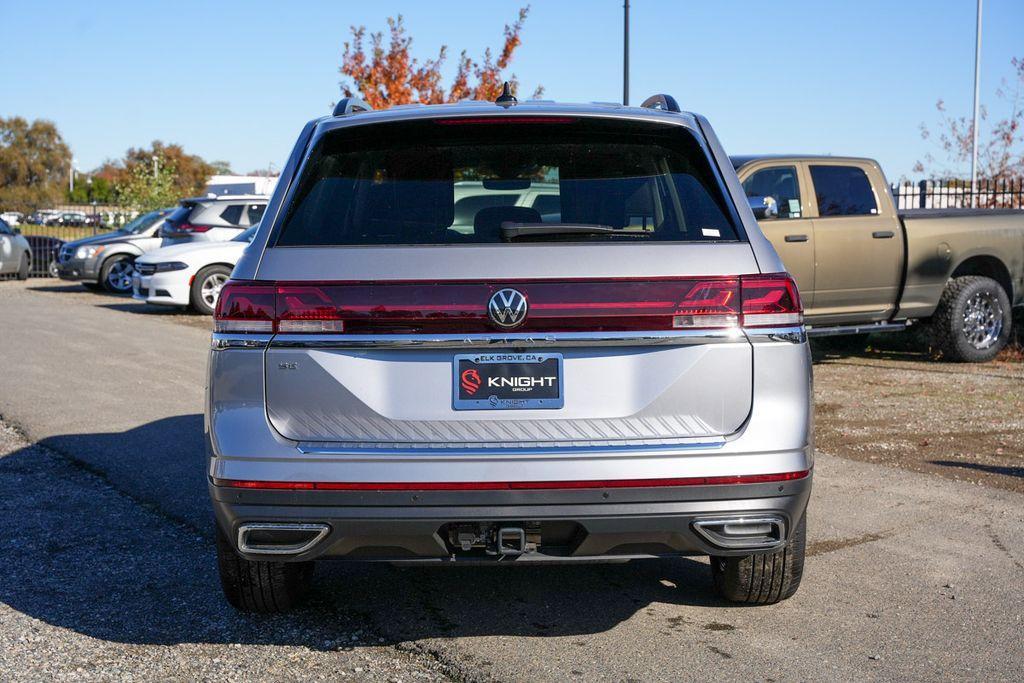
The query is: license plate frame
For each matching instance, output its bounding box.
[452,352,564,411]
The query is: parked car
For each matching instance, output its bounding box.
[57,208,173,293]
[133,225,256,314]
[160,195,267,242]
[207,93,812,612]
[25,235,64,277]
[46,211,87,227]
[26,210,61,225]
[0,211,24,225]
[733,155,1024,361]
[0,218,32,279]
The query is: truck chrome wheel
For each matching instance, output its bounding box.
[961,291,1003,350]
[201,272,229,308]
[106,260,135,292]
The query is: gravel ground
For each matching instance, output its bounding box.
[0,421,454,683]
[813,337,1024,494]
[1,279,1023,681]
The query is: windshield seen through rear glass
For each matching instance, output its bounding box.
[275,117,742,246]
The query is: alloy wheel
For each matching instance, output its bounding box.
[961,290,1004,350]
[201,272,229,307]
[107,259,135,292]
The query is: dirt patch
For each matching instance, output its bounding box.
[813,334,1024,494]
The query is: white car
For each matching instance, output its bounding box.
[132,225,255,314]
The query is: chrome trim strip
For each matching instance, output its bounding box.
[742,326,806,344]
[211,333,272,350]
[296,439,727,456]
[237,522,330,556]
[269,329,747,349]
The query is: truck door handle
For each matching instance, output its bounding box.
[872,231,895,239]
[784,234,809,242]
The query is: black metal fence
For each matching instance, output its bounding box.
[890,178,1024,210]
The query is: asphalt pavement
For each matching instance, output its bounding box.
[1,280,1022,682]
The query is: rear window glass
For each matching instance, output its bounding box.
[220,204,244,225]
[275,118,741,246]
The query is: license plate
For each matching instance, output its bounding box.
[453,353,563,410]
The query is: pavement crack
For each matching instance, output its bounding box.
[807,531,891,557]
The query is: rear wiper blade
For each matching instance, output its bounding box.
[501,222,651,241]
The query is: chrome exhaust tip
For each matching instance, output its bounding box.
[237,523,330,555]
[692,516,786,550]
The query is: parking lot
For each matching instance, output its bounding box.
[1,279,1022,681]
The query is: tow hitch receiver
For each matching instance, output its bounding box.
[496,527,527,556]
[446,523,539,556]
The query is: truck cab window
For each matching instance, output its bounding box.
[742,166,802,218]
[810,165,878,216]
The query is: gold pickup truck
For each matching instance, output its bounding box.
[732,155,1024,362]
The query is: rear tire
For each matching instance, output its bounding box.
[16,253,30,280]
[710,514,806,605]
[928,276,1011,363]
[190,264,232,315]
[215,526,314,613]
[100,254,135,293]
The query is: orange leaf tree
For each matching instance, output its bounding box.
[338,7,542,109]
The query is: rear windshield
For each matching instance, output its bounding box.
[275,118,741,246]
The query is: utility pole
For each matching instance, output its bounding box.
[618,0,626,105]
[152,155,159,178]
[970,0,983,207]
[69,158,75,193]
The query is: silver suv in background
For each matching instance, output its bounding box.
[208,93,812,612]
[161,195,267,242]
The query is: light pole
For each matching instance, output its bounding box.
[152,155,159,178]
[618,0,626,105]
[970,0,983,207]
[69,158,75,193]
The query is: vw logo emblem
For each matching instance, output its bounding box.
[488,288,528,329]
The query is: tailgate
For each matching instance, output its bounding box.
[259,244,758,448]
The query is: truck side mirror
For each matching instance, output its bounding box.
[747,195,779,220]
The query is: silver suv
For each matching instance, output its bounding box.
[208,93,812,612]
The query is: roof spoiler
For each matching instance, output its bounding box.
[640,94,680,113]
[332,97,372,117]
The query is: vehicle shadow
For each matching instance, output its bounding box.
[929,459,1024,479]
[0,416,731,650]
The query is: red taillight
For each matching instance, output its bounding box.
[213,275,802,334]
[740,273,803,327]
[214,282,275,333]
[172,222,212,233]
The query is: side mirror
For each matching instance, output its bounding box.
[747,195,779,220]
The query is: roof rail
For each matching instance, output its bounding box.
[639,94,681,113]
[332,97,372,117]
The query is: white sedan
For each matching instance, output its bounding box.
[132,226,255,314]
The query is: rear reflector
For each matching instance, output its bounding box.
[169,222,213,233]
[214,273,802,334]
[214,470,810,491]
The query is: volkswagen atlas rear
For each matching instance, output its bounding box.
[207,98,813,612]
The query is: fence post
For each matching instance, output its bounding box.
[917,180,928,209]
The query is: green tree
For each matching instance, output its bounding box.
[116,154,179,212]
[0,116,72,213]
[121,141,215,197]
[210,160,233,175]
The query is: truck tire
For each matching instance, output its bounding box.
[215,526,314,613]
[190,264,232,315]
[928,276,1011,363]
[710,514,806,605]
[16,253,30,280]
[100,254,135,293]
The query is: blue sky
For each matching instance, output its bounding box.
[2,0,1021,180]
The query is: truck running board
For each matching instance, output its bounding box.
[806,321,910,338]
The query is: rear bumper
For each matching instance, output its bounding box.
[211,473,812,563]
